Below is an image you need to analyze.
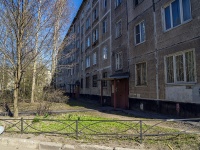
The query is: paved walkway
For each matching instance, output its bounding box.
[0,144,37,150]
[0,137,142,150]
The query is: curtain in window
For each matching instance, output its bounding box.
[172,0,181,27]
[140,21,145,42]
[165,6,171,30]
[182,0,191,21]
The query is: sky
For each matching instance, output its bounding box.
[73,0,83,11]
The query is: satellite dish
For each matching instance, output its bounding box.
[0,126,4,134]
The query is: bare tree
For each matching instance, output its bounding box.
[0,0,73,117]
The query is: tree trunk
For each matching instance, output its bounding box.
[13,80,19,118]
[31,0,41,103]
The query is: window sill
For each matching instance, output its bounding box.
[133,0,144,9]
[165,82,197,86]
[115,4,121,10]
[115,34,122,39]
[135,84,148,87]
[115,69,123,72]
[135,40,145,46]
[163,19,192,33]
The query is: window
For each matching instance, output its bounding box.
[136,62,147,86]
[73,25,76,33]
[165,50,195,84]
[135,20,145,44]
[81,60,84,70]
[81,78,83,88]
[116,52,122,70]
[77,25,80,33]
[134,0,143,6]
[163,0,191,31]
[86,1,91,12]
[86,77,90,88]
[81,25,84,36]
[93,75,98,87]
[86,56,90,68]
[93,7,98,21]
[103,0,107,8]
[93,52,97,65]
[86,36,90,48]
[93,29,98,43]
[81,11,84,19]
[76,40,80,49]
[86,17,90,30]
[80,42,84,52]
[115,21,122,38]
[102,72,107,87]
[102,19,107,33]
[103,47,108,60]
[115,0,121,8]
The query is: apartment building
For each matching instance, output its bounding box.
[56,0,200,117]
[127,0,200,117]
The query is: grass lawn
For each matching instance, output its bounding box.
[4,111,200,150]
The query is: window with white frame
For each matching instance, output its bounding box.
[86,36,90,48]
[136,62,147,86]
[93,52,97,65]
[115,0,121,8]
[93,28,98,43]
[115,20,122,38]
[102,19,107,33]
[116,52,122,70]
[103,47,108,60]
[163,0,192,31]
[103,0,107,8]
[102,72,107,87]
[86,56,90,68]
[86,17,90,30]
[135,20,145,44]
[165,50,195,83]
[93,7,98,21]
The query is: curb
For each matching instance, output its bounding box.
[0,137,141,150]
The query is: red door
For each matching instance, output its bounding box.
[111,79,129,109]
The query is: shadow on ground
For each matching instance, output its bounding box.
[67,98,180,120]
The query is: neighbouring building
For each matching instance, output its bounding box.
[55,0,200,117]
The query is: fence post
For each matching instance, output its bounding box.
[140,120,143,143]
[21,117,23,134]
[76,120,78,139]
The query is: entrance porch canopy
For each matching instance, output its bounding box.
[100,72,130,81]
[99,72,129,108]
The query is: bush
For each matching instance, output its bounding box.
[43,88,69,103]
[36,88,69,116]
